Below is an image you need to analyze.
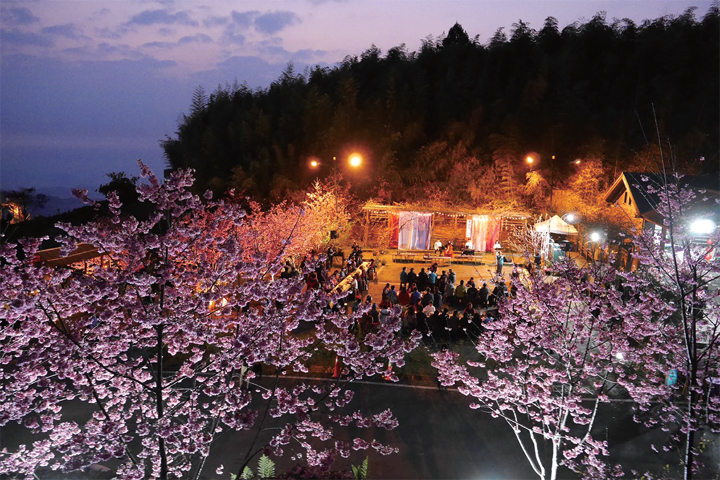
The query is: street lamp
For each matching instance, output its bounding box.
[348,153,362,168]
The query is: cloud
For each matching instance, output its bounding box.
[2,7,39,26]
[203,15,229,28]
[178,33,212,44]
[193,55,287,89]
[292,48,329,62]
[127,9,198,27]
[0,28,53,47]
[141,41,176,49]
[223,32,246,45]
[96,26,131,40]
[254,11,300,35]
[231,11,259,28]
[41,24,90,41]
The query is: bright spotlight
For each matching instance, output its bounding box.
[349,153,362,167]
[690,218,716,235]
[590,232,601,242]
[526,156,534,164]
[309,159,319,168]
[615,352,624,361]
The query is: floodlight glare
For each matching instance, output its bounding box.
[590,232,601,242]
[690,218,716,235]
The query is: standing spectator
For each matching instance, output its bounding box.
[428,269,437,288]
[407,268,418,289]
[433,285,443,311]
[496,251,504,275]
[418,268,428,291]
[399,267,408,288]
[387,285,399,304]
[444,281,456,305]
[447,269,456,285]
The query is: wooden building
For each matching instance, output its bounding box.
[360,202,531,252]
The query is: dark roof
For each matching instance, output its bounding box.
[35,243,103,268]
[605,172,720,225]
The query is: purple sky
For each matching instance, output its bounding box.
[1,0,714,195]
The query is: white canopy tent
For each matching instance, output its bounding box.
[534,215,578,235]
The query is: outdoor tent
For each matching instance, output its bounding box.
[533,215,578,235]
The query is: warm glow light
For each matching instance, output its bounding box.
[349,153,362,167]
[526,156,534,164]
[566,214,575,223]
[310,159,319,168]
[574,159,581,165]
[590,232,601,242]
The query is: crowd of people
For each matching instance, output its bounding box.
[354,261,523,345]
[286,241,525,346]
[282,242,376,304]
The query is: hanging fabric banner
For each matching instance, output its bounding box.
[398,211,433,250]
[485,216,502,252]
[388,212,399,248]
[469,215,488,251]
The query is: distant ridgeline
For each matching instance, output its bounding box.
[162,8,719,205]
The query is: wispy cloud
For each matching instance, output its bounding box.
[1,28,53,47]
[1,7,40,26]
[141,41,176,49]
[127,9,198,27]
[42,24,90,41]
[203,15,229,28]
[179,33,212,44]
[254,11,300,35]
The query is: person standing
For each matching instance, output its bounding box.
[400,267,408,288]
[407,268,418,289]
[428,269,437,288]
[387,285,399,304]
[418,268,428,291]
[496,251,504,275]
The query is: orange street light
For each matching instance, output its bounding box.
[526,156,534,164]
[310,159,320,168]
[348,153,362,168]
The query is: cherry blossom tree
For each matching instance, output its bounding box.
[432,257,680,480]
[620,172,720,479]
[237,179,352,263]
[0,163,419,479]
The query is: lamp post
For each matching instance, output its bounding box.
[527,155,581,213]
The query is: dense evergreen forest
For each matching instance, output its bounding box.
[162,8,719,209]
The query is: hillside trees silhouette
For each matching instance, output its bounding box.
[162,8,719,206]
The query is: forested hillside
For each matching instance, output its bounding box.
[162,8,719,207]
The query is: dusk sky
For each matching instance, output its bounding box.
[1,0,714,197]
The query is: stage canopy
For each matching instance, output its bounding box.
[534,215,578,235]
